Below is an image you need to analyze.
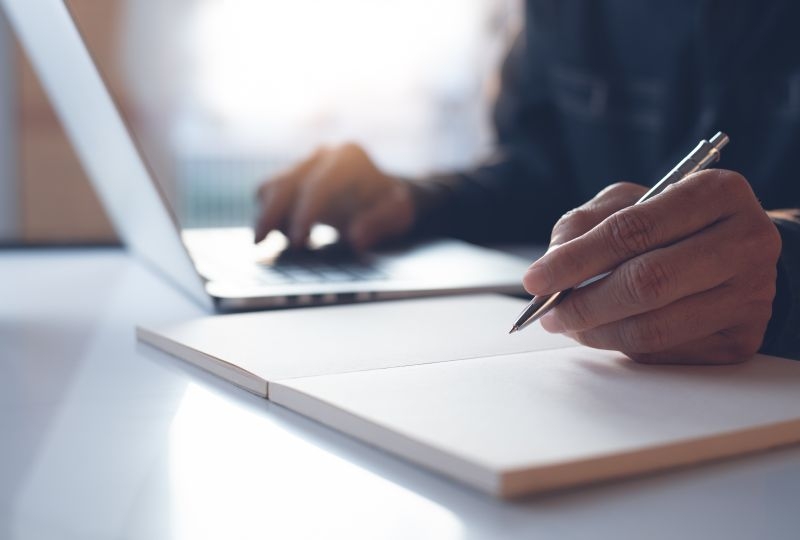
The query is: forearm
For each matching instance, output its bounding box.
[761,210,800,359]
[406,143,575,244]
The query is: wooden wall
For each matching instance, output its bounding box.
[14,1,119,243]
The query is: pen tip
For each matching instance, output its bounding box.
[508,326,518,335]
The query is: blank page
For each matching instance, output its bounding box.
[138,295,575,389]
[271,348,800,497]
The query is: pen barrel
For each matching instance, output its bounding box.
[637,132,728,204]
[512,289,569,331]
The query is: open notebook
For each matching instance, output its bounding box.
[137,295,800,498]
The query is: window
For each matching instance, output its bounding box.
[72,0,521,227]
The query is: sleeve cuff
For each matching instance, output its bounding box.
[759,216,800,359]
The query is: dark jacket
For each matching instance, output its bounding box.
[410,0,800,358]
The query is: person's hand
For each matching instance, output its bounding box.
[254,143,415,250]
[523,171,782,364]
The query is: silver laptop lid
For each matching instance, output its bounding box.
[1,0,212,310]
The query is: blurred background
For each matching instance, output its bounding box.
[0,0,520,242]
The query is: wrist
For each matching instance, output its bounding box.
[403,175,461,238]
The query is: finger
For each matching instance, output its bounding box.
[254,180,296,243]
[347,185,413,251]
[287,154,347,247]
[539,217,742,334]
[288,145,373,247]
[254,149,325,243]
[567,283,771,355]
[548,182,646,248]
[524,169,755,296]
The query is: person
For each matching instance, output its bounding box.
[254,1,800,363]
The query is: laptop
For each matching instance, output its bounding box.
[2,0,531,312]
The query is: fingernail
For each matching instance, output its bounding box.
[539,311,565,333]
[524,261,552,293]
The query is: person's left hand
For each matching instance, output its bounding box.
[522,170,782,364]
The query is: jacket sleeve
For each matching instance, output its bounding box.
[406,29,576,244]
[761,211,800,360]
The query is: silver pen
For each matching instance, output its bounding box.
[508,131,730,334]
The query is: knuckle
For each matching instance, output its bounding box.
[755,221,782,260]
[270,169,300,192]
[339,141,365,160]
[721,170,750,193]
[715,170,753,205]
[599,181,644,199]
[604,208,658,260]
[260,181,288,208]
[720,331,761,362]
[620,257,674,306]
[700,168,735,189]
[737,219,783,268]
[749,268,778,302]
[301,147,326,168]
[552,208,594,243]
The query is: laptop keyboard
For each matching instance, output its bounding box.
[255,242,388,284]
[255,261,387,285]
[183,227,389,286]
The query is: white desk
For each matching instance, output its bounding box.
[2,247,800,540]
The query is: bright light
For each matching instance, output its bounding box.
[182,0,490,154]
[168,383,465,539]
[112,0,518,225]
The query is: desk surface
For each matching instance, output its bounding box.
[2,247,800,540]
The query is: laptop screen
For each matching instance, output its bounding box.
[63,0,505,231]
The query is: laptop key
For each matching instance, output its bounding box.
[314,268,359,282]
[283,271,324,283]
[255,267,294,284]
[338,265,388,281]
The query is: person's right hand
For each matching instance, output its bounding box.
[254,143,415,251]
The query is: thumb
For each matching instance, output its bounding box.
[347,185,414,251]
